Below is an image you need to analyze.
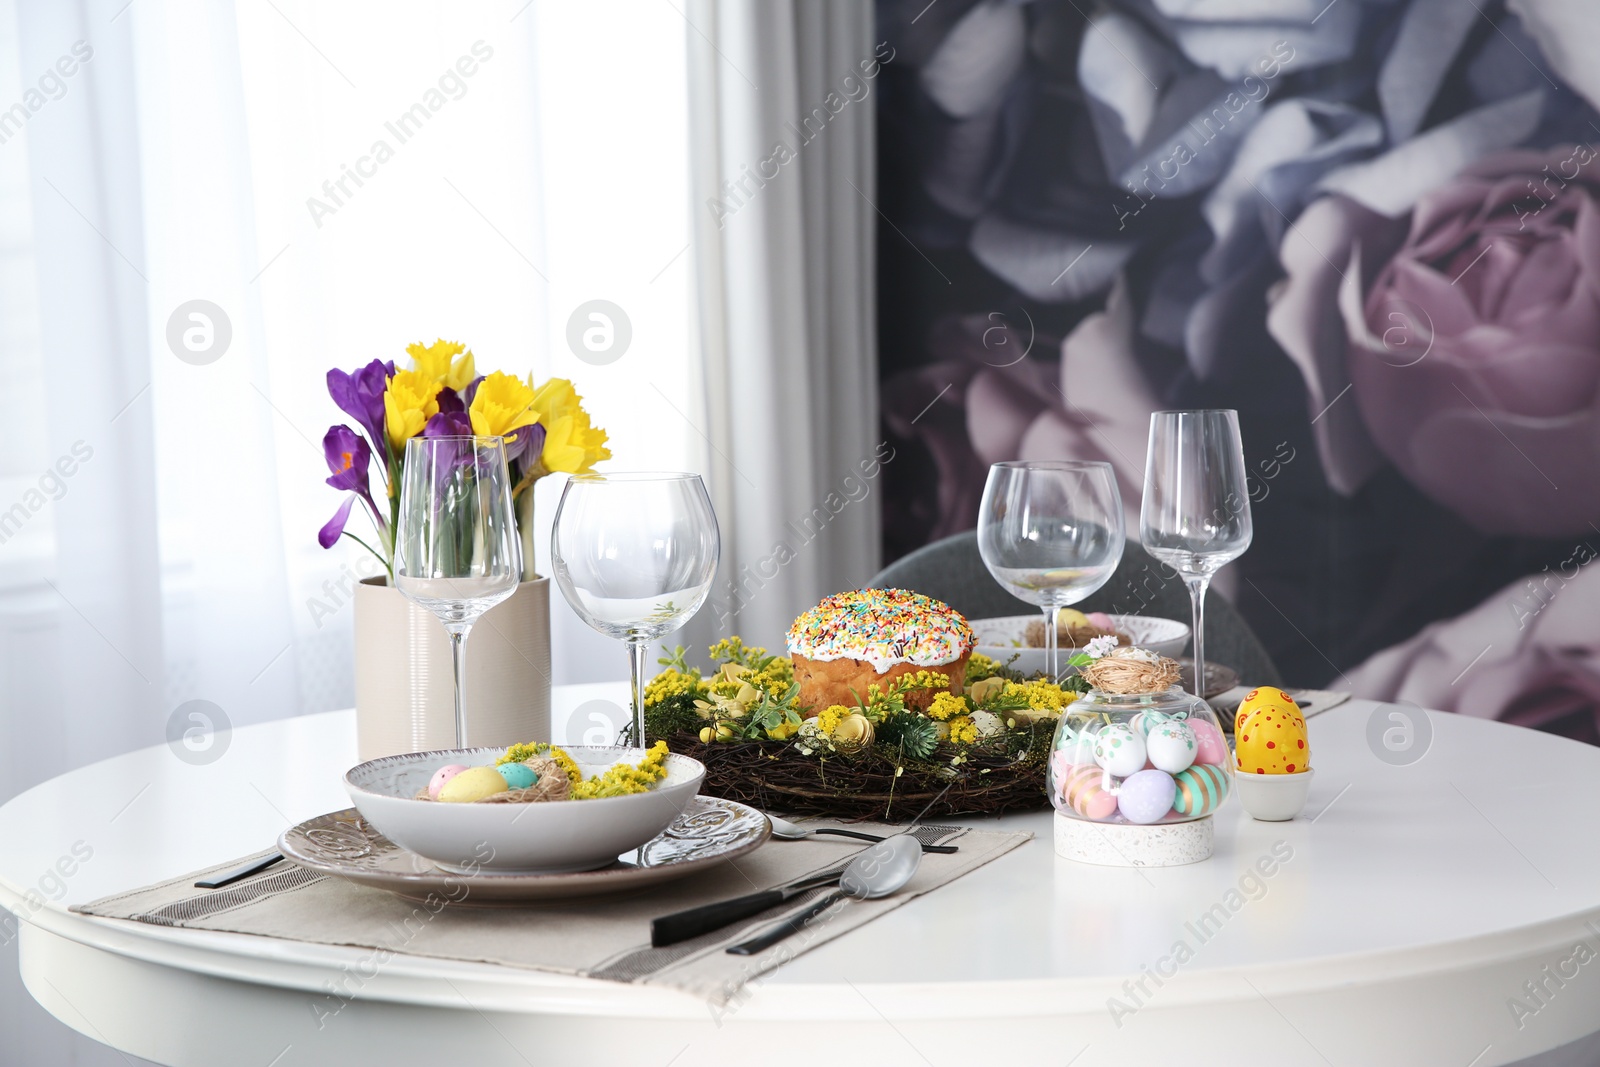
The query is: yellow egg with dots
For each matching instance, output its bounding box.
[1234,686,1309,776]
[437,765,510,803]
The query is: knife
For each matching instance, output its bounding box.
[650,869,843,947]
[195,851,283,889]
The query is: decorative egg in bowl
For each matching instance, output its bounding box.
[344,742,706,875]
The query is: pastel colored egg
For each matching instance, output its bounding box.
[1092,724,1147,778]
[427,763,469,799]
[1117,769,1177,824]
[1053,724,1097,765]
[496,762,538,790]
[1172,763,1230,817]
[1190,719,1229,766]
[1085,611,1116,631]
[1235,703,1309,775]
[1133,709,1172,737]
[437,765,509,803]
[1146,720,1197,774]
[1062,763,1118,820]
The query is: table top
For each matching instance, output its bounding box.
[5,685,1600,1065]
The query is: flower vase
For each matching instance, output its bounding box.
[353,576,551,760]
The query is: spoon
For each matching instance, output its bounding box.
[726,834,922,955]
[768,814,958,854]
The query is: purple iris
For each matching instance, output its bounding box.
[436,387,465,414]
[318,425,381,548]
[326,359,393,458]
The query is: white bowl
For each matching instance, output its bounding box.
[970,613,1190,677]
[1233,767,1314,822]
[344,745,705,875]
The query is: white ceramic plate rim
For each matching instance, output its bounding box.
[969,613,1189,651]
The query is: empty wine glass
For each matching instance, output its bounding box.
[1139,410,1253,699]
[394,436,522,748]
[551,473,720,745]
[977,461,1125,683]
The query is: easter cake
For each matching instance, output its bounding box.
[786,588,974,713]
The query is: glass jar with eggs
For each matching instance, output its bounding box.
[1045,648,1232,862]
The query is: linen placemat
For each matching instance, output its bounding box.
[75,818,1030,1004]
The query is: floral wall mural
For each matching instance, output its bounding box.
[873,0,1600,741]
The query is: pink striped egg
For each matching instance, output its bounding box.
[1062,764,1118,821]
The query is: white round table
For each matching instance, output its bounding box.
[4,686,1598,1067]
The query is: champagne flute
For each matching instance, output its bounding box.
[551,473,720,745]
[1139,410,1253,699]
[394,435,522,747]
[977,461,1125,683]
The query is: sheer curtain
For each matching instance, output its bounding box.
[0,2,693,1061]
[682,0,882,658]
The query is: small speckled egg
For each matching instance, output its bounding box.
[427,764,469,799]
[437,765,509,803]
[1116,769,1177,824]
[1146,721,1197,774]
[1092,724,1147,778]
[1172,764,1230,817]
[1190,719,1229,766]
[496,762,538,790]
[1060,763,1119,820]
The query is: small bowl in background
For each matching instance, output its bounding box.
[970,613,1190,677]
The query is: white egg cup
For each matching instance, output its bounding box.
[1233,767,1314,821]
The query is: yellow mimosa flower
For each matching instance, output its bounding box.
[384,369,442,450]
[468,371,539,442]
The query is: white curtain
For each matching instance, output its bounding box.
[682,0,882,659]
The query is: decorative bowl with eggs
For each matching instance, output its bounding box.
[1046,649,1232,839]
[971,611,1189,678]
[344,742,707,875]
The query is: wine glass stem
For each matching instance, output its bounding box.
[448,624,472,748]
[1185,575,1209,701]
[1042,605,1059,685]
[627,638,650,747]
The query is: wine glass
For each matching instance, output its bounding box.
[1139,410,1253,699]
[551,473,720,745]
[394,436,522,748]
[977,461,1125,683]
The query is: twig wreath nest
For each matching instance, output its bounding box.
[643,630,1117,823]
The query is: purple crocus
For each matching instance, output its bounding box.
[326,359,393,458]
[319,425,381,548]
[422,410,473,437]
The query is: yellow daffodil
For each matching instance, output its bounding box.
[383,369,442,450]
[542,408,612,473]
[468,371,539,442]
[528,376,611,474]
[406,339,476,391]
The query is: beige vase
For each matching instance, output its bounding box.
[353,576,551,760]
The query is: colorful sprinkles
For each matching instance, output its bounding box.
[786,588,975,672]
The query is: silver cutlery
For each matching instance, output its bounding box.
[195,851,283,889]
[726,835,922,955]
[768,814,958,854]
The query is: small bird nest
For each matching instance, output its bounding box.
[1077,648,1180,695]
[412,756,572,803]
